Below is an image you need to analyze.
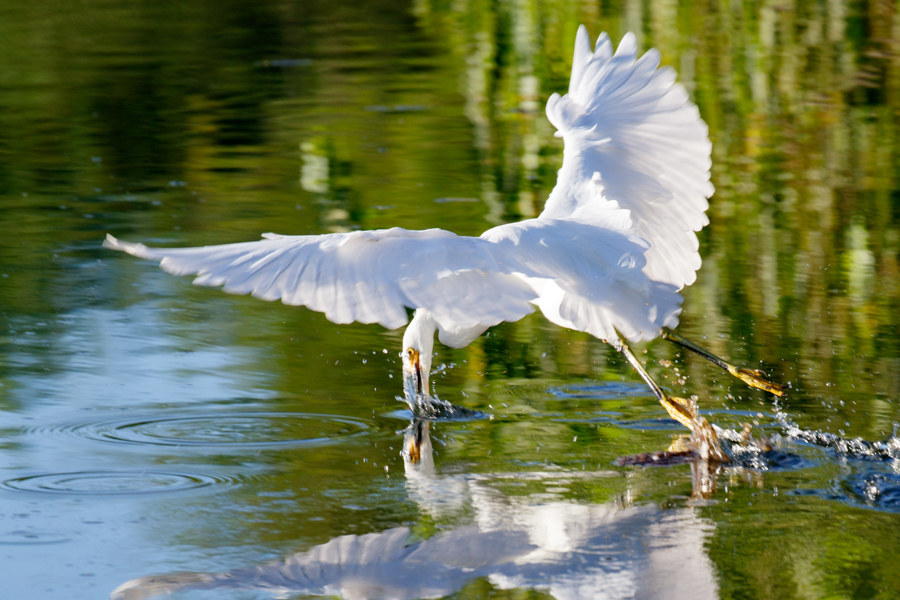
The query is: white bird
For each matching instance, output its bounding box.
[104,27,783,444]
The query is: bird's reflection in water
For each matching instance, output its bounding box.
[112,419,719,600]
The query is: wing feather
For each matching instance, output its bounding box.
[482,218,683,343]
[103,26,711,348]
[104,230,536,331]
[542,26,714,290]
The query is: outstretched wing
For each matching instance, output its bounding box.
[541,26,714,290]
[104,229,536,330]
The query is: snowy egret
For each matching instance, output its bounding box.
[104,27,784,442]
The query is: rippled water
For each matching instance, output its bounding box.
[2,471,225,495]
[50,411,371,448]
[1,1,899,598]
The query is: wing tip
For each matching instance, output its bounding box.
[616,32,638,58]
[576,24,589,46]
[102,233,122,250]
[103,233,149,258]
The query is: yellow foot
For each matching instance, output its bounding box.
[660,395,699,429]
[727,366,787,397]
[661,396,729,463]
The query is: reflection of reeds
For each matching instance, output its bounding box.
[413,0,900,403]
[2,0,896,412]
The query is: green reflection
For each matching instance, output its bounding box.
[1,0,899,599]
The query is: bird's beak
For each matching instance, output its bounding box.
[406,347,422,397]
[403,418,430,465]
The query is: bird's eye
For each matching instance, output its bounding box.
[406,348,419,364]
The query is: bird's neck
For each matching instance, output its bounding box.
[403,309,438,396]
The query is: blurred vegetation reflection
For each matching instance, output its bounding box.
[1,0,899,597]
[3,0,895,401]
[412,0,900,415]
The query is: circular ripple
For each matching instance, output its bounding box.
[0,530,70,545]
[56,412,370,448]
[1,470,222,495]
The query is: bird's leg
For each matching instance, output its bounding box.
[614,338,728,462]
[660,328,786,397]
[615,339,693,428]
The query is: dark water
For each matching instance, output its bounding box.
[1,1,900,598]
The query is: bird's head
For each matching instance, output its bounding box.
[401,309,438,408]
[402,418,434,472]
[402,347,431,402]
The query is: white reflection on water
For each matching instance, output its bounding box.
[113,420,718,600]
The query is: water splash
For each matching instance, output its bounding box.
[397,394,486,420]
[399,370,486,421]
[616,422,812,471]
[844,472,900,509]
[771,401,900,460]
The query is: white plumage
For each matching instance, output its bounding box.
[104,26,714,406]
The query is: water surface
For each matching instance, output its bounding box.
[1,0,899,598]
